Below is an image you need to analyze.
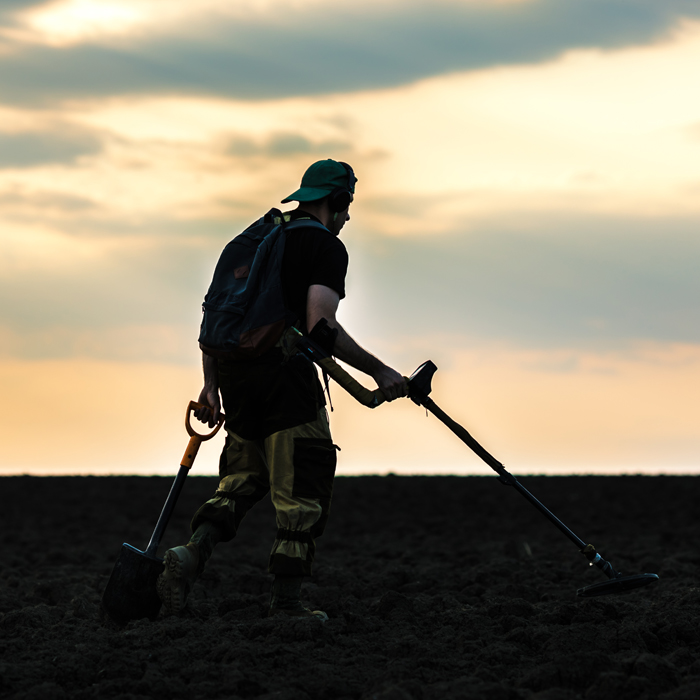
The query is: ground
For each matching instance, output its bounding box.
[1,475,698,700]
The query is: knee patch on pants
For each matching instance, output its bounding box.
[291,438,337,500]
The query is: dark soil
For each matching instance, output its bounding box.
[1,475,698,700]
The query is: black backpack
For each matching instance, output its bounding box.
[198,208,328,360]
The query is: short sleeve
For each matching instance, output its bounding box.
[308,235,348,299]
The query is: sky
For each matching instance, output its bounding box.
[1,0,699,476]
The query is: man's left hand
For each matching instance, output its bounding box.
[195,386,221,427]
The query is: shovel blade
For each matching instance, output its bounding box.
[101,543,163,626]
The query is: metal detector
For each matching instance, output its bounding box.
[406,361,659,597]
[294,328,659,598]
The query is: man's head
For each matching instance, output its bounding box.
[281,159,357,235]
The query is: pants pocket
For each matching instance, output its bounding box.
[291,438,338,500]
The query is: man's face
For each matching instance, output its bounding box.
[331,195,353,236]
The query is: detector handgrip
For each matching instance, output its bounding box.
[317,357,390,408]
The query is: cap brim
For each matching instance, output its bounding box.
[281,186,333,204]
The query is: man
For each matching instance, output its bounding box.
[157,159,407,620]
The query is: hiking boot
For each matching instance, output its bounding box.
[156,543,199,616]
[268,573,327,621]
[268,606,329,622]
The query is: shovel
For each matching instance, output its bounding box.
[100,400,225,626]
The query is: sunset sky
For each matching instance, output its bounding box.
[1,0,699,476]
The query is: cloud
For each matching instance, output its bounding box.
[2,208,699,366]
[0,0,44,20]
[1,0,700,105]
[345,211,700,350]
[0,229,216,334]
[224,132,351,158]
[0,127,102,167]
[0,186,96,212]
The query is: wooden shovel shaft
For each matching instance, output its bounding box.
[144,401,225,557]
[144,464,189,557]
[181,435,202,469]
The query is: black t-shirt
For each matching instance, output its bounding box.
[281,210,348,333]
[217,209,349,440]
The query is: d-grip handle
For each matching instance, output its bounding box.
[181,401,226,469]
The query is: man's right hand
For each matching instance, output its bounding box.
[195,385,221,427]
[373,365,409,402]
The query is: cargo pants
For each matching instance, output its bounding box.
[190,408,337,576]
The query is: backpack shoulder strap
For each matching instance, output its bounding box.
[263,207,284,224]
[258,209,328,232]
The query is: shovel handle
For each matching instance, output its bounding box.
[142,401,226,557]
[181,401,225,470]
[185,400,225,439]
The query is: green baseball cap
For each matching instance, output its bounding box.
[281,159,356,203]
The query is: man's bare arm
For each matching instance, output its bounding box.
[196,352,221,426]
[307,284,407,401]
